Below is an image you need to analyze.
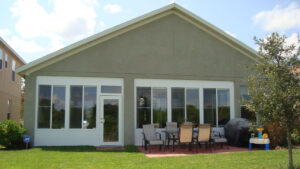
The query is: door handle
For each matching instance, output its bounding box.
[100,118,105,124]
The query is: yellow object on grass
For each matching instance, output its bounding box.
[262,133,268,139]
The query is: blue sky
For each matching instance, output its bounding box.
[0,0,299,63]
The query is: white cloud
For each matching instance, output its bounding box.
[6,36,45,53]
[0,29,12,37]
[225,31,236,38]
[99,21,105,28]
[10,0,98,52]
[253,2,300,31]
[103,4,122,14]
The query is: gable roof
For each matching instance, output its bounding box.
[0,37,26,64]
[17,3,260,76]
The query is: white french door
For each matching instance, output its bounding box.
[99,95,123,145]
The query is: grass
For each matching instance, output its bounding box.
[0,146,299,169]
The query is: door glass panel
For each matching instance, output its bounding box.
[136,87,151,128]
[104,99,119,142]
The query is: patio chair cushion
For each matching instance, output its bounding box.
[179,125,193,143]
[198,124,211,142]
[143,124,158,141]
[149,140,164,145]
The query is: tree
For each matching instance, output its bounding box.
[247,33,300,169]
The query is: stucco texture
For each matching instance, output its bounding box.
[24,14,255,145]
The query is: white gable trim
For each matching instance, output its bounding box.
[17,3,260,76]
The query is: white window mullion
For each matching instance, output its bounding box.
[167,87,171,122]
[184,88,187,122]
[50,85,53,129]
[82,86,85,128]
[65,85,70,129]
[216,89,219,128]
[151,88,153,124]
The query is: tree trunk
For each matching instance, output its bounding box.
[287,129,294,169]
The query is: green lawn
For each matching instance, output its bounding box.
[0,146,299,169]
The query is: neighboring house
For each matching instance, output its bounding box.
[0,37,26,122]
[17,4,259,146]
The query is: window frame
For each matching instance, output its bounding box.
[134,79,234,129]
[35,76,123,131]
[37,85,66,129]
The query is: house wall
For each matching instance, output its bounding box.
[23,14,255,145]
[0,42,24,122]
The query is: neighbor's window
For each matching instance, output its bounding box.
[240,87,256,121]
[136,87,151,128]
[171,88,185,126]
[70,86,96,129]
[7,100,11,120]
[37,85,66,128]
[0,49,2,70]
[152,88,167,128]
[186,89,199,125]
[101,86,121,93]
[12,60,15,81]
[217,89,230,126]
[5,53,8,68]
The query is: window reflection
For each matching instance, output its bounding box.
[218,89,230,126]
[52,86,65,129]
[204,89,216,126]
[186,89,199,125]
[137,87,151,128]
[172,88,185,126]
[153,88,167,128]
[83,87,97,129]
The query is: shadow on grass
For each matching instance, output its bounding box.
[39,145,141,153]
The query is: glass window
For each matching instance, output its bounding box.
[103,99,119,142]
[153,88,167,128]
[217,89,230,126]
[186,89,199,125]
[7,100,11,120]
[204,89,216,126]
[12,60,15,81]
[38,85,51,128]
[52,86,65,129]
[5,54,8,68]
[172,88,185,126]
[136,87,151,128]
[101,86,121,93]
[240,87,256,122]
[70,86,83,128]
[240,87,250,105]
[0,49,2,70]
[83,87,97,129]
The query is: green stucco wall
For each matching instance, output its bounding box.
[23,14,255,145]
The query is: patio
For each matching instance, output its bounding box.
[138,145,258,158]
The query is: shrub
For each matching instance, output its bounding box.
[0,120,26,148]
[291,129,300,145]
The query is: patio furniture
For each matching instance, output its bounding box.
[195,124,212,152]
[142,124,165,153]
[165,122,179,148]
[173,124,194,151]
[211,129,229,150]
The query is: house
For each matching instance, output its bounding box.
[17,3,259,146]
[0,37,26,122]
